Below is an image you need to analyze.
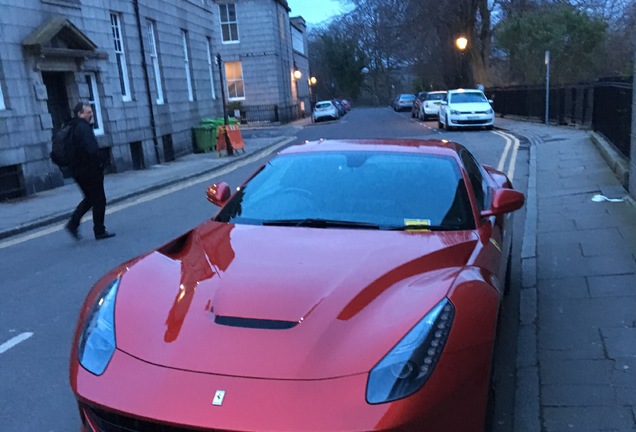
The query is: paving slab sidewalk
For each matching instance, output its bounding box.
[497,118,636,432]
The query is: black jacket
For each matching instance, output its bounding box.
[69,117,105,176]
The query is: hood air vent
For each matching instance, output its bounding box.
[214,315,298,330]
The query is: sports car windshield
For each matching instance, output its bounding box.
[215,151,475,230]
[449,92,488,104]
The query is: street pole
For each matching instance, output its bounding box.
[215,53,233,156]
[630,48,636,199]
[545,50,550,126]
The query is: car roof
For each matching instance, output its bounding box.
[448,89,484,94]
[279,139,463,158]
[427,90,447,94]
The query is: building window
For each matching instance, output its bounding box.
[181,30,194,102]
[110,13,131,102]
[292,27,304,54]
[147,21,164,105]
[219,3,239,43]
[0,81,5,110]
[85,73,104,136]
[225,61,244,100]
[206,37,216,99]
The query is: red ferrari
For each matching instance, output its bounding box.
[70,139,524,431]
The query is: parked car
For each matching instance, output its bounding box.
[332,99,347,117]
[70,138,524,431]
[312,100,340,122]
[411,91,428,118]
[438,89,495,130]
[392,93,416,111]
[419,91,448,121]
[341,99,352,112]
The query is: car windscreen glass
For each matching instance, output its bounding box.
[215,151,475,230]
[316,102,331,109]
[449,92,488,103]
[400,95,415,101]
[426,93,446,101]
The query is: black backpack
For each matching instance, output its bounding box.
[50,122,76,168]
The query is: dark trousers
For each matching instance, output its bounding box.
[69,169,106,235]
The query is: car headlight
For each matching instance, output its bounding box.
[366,298,455,404]
[487,108,494,114]
[78,278,120,375]
[450,109,460,115]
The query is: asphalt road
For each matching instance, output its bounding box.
[0,107,529,431]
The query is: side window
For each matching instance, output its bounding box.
[460,150,490,212]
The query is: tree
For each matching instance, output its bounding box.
[495,4,607,84]
[307,23,368,101]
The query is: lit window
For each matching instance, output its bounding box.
[219,4,239,43]
[147,21,164,105]
[206,38,216,99]
[181,30,194,102]
[110,13,131,101]
[85,73,104,136]
[225,61,244,100]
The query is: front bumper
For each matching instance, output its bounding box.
[447,114,494,127]
[72,348,487,431]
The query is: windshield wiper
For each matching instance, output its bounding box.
[385,224,465,231]
[262,218,381,229]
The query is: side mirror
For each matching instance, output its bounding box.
[206,182,231,206]
[488,99,494,104]
[481,188,525,217]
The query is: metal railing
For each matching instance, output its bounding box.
[228,103,303,125]
[489,78,632,158]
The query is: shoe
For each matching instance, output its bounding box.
[65,223,81,240]
[95,231,116,240]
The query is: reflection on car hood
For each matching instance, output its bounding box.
[115,221,478,379]
[448,102,492,112]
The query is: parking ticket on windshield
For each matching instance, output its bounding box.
[404,219,431,231]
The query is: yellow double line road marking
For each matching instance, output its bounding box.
[492,130,520,182]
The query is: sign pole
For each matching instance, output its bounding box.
[545,50,550,126]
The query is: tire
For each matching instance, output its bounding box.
[486,125,494,130]
[437,118,443,129]
[422,113,428,121]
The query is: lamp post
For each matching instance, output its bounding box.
[308,76,317,122]
[215,52,233,156]
[292,63,302,119]
[455,36,468,88]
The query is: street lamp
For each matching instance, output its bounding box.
[455,36,468,51]
[455,36,468,88]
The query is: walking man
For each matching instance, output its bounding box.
[65,102,116,240]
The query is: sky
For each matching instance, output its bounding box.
[286,0,350,26]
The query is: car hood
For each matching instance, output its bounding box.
[448,102,492,112]
[115,221,478,379]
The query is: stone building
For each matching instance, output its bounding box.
[0,0,309,200]
[212,0,309,122]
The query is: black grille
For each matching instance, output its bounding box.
[83,405,215,432]
[456,119,490,125]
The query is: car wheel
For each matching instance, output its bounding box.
[438,118,443,129]
[486,125,494,130]
[422,113,428,121]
